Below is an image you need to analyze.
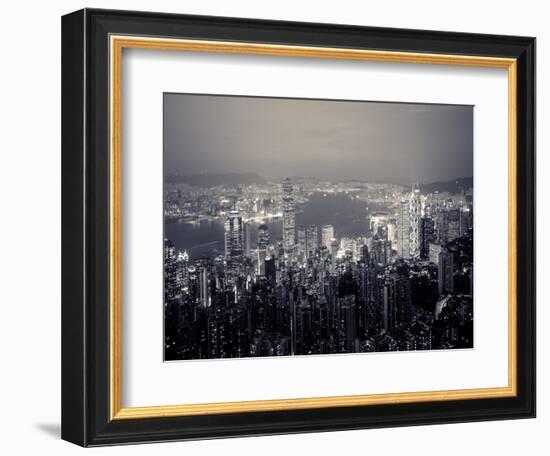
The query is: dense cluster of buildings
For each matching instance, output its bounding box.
[164,178,473,360]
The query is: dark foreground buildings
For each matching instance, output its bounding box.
[164,180,473,360]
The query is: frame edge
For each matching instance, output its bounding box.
[61,8,88,448]
[63,8,536,446]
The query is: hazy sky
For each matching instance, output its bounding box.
[164,93,473,183]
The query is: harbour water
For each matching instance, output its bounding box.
[165,192,390,259]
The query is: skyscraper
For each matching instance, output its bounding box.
[396,187,422,260]
[330,239,339,273]
[429,242,443,265]
[394,274,412,324]
[438,249,454,296]
[257,224,270,275]
[446,208,461,242]
[460,206,473,235]
[306,225,318,258]
[397,200,411,259]
[321,224,334,250]
[264,256,276,286]
[339,296,357,353]
[387,221,397,248]
[383,269,412,332]
[437,208,461,244]
[164,239,179,300]
[369,212,389,237]
[224,210,244,278]
[382,277,396,332]
[282,178,295,254]
[419,217,435,260]
[409,187,421,258]
[176,250,189,292]
[199,266,210,308]
[372,238,391,266]
[243,221,252,256]
[297,225,307,259]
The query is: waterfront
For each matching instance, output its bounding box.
[165,192,390,259]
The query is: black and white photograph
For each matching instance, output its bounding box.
[163,93,474,361]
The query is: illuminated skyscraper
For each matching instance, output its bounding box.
[409,187,421,258]
[446,208,461,242]
[306,225,318,258]
[437,208,461,244]
[258,223,270,248]
[397,187,421,259]
[387,221,397,248]
[224,210,244,278]
[243,221,252,256]
[321,224,334,250]
[397,200,411,259]
[369,212,389,237]
[460,206,473,234]
[257,224,269,275]
[199,266,210,308]
[282,178,295,254]
[176,250,189,292]
[164,239,179,300]
[330,238,339,273]
[297,225,307,259]
[372,238,391,266]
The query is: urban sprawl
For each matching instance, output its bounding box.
[164,178,473,360]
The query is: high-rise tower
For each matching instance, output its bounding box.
[224,210,244,278]
[282,178,295,254]
[321,224,335,250]
[297,225,307,259]
[199,266,210,308]
[397,200,411,259]
[438,249,454,296]
[306,225,318,258]
[256,223,270,275]
[397,186,422,260]
[409,186,421,258]
[419,216,435,260]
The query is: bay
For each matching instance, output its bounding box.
[165,192,390,260]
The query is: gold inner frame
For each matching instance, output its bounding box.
[109,35,518,420]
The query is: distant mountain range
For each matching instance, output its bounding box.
[165,172,266,186]
[165,172,473,193]
[419,177,473,194]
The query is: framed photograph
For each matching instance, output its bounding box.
[61,8,535,446]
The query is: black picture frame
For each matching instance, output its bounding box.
[62,8,536,447]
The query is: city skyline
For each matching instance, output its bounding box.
[164,94,473,183]
[164,94,474,361]
[166,172,474,187]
